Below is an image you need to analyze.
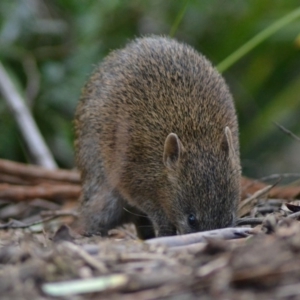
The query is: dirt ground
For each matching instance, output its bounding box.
[1,159,300,300]
[2,218,300,299]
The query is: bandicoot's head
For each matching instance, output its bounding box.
[162,127,241,234]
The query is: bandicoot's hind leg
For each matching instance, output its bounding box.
[80,185,156,239]
[79,179,129,236]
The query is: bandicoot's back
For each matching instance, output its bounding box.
[75,36,241,239]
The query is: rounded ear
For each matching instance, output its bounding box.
[222,126,236,159]
[163,133,182,169]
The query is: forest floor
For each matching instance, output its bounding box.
[1,159,300,300]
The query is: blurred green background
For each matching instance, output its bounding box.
[0,0,299,178]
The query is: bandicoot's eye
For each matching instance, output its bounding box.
[188,214,197,228]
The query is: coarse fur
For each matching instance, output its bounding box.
[74,36,241,239]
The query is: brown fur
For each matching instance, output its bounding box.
[74,36,241,239]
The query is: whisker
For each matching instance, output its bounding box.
[122,207,149,218]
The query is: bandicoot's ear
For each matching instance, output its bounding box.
[222,126,236,159]
[163,133,183,169]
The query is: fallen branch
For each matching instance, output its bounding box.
[0,173,30,185]
[0,183,81,201]
[2,159,300,202]
[0,159,80,185]
[146,227,254,247]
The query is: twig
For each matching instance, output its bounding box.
[274,122,300,142]
[256,206,278,214]
[60,241,107,273]
[40,210,79,218]
[0,62,56,169]
[276,283,300,299]
[258,173,300,183]
[118,253,178,264]
[146,227,254,247]
[168,242,206,253]
[235,217,264,226]
[197,256,228,277]
[287,211,300,220]
[0,215,59,229]
[0,183,81,201]
[238,185,274,217]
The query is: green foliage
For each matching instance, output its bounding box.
[217,6,300,72]
[0,0,299,177]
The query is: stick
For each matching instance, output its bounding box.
[0,62,57,169]
[0,159,80,184]
[0,173,30,185]
[0,183,81,201]
[146,227,254,247]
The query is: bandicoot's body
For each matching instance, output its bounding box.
[75,36,241,239]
